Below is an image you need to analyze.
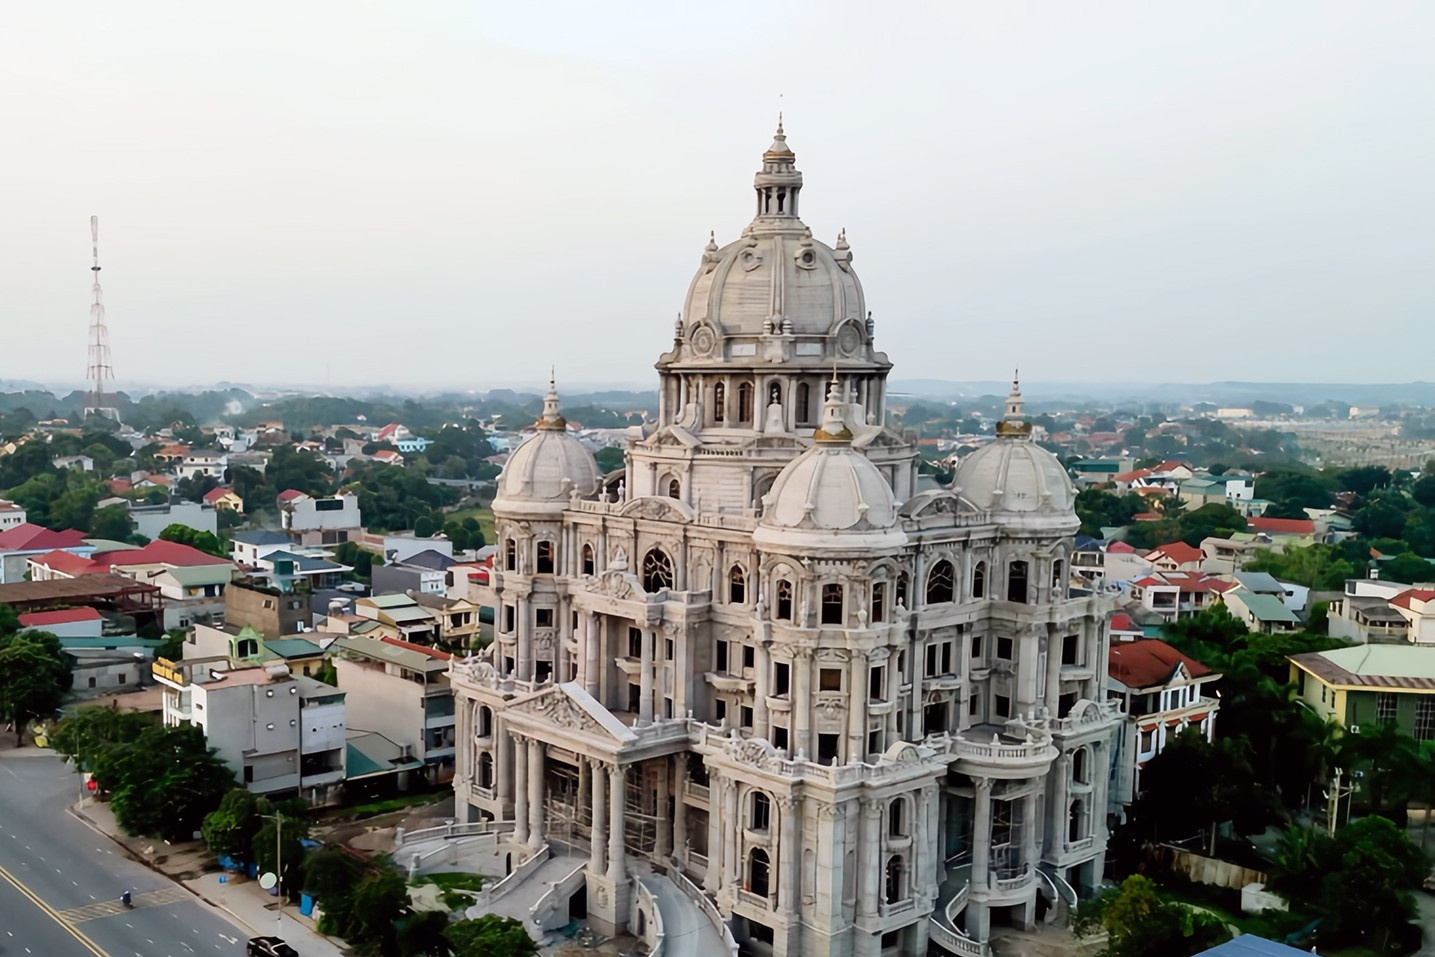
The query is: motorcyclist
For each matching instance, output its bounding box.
[120,890,132,908]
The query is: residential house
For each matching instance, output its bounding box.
[377,535,454,566]
[188,622,328,677]
[276,489,310,507]
[1067,458,1127,486]
[64,634,162,697]
[1244,517,1317,549]
[203,487,244,512]
[255,550,351,591]
[18,607,105,639]
[1145,542,1204,574]
[333,634,456,783]
[408,591,480,649]
[1290,645,1435,743]
[152,444,190,465]
[1327,579,1415,645]
[1231,571,1308,613]
[225,580,310,639]
[177,452,227,481]
[52,454,95,472]
[1101,541,1155,587]
[230,529,293,567]
[0,523,95,584]
[128,499,218,540]
[0,499,26,530]
[1199,536,1261,576]
[152,657,346,802]
[282,491,363,546]
[1107,638,1220,812]
[372,423,432,454]
[370,449,405,467]
[1128,572,1234,621]
[28,539,234,630]
[1218,588,1301,634]
[372,548,454,596]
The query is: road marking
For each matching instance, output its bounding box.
[56,886,192,922]
[0,861,111,957]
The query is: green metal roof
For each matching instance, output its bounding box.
[167,565,234,587]
[364,594,415,608]
[262,637,324,659]
[1232,591,1299,623]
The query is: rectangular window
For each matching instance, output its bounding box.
[872,582,887,623]
[740,705,754,729]
[971,635,983,658]
[774,662,790,697]
[665,637,674,660]
[1377,692,1398,724]
[817,733,840,765]
[742,645,755,669]
[629,627,643,659]
[820,668,842,692]
[716,641,728,673]
[628,683,640,712]
[1059,692,1077,717]
[1419,699,1435,741]
[968,692,980,716]
[868,729,883,756]
[941,642,952,674]
[503,605,515,633]
[773,725,788,751]
[925,645,938,678]
[535,608,553,628]
[869,666,885,701]
[1062,634,1079,666]
[995,694,1011,718]
[997,636,1013,660]
[715,699,727,724]
[924,702,946,735]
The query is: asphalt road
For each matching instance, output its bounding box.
[0,750,248,957]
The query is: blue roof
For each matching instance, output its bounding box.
[400,549,456,571]
[1197,936,1314,956]
[231,530,291,545]
[266,550,344,573]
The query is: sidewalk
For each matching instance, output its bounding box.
[70,796,349,957]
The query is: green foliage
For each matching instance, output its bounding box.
[1073,875,1230,957]
[302,848,365,901]
[202,787,266,863]
[342,463,459,533]
[595,446,625,473]
[3,470,107,532]
[333,541,382,580]
[395,910,452,956]
[1075,488,1144,536]
[0,626,74,745]
[88,721,236,841]
[158,523,227,557]
[90,503,136,541]
[48,705,155,767]
[1380,551,1435,584]
[444,914,538,957]
[254,810,310,893]
[1244,544,1356,589]
[155,629,187,662]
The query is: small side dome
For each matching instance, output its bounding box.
[754,379,907,552]
[954,373,1076,525]
[494,377,601,511]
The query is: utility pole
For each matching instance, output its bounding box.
[1324,767,1355,837]
[261,812,285,935]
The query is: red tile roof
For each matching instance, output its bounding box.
[18,607,103,627]
[372,450,402,461]
[107,478,133,493]
[1155,460,1191,472]
[1133,576,1168,588]
[1107,541,1136,554]
[155,444,190,457]
[277,489,308,502]
[1113,468,1153,483]
[93,540,230,568]
[1146,542,1203,566]
[1109,638,1214,689]
[1391,589,1435,611]
[1163,572,1235,593]
[203,487,235,503]
[1248,517,1315,535]
[1110,613,1141,634]
[29,549,105,576]
[0,523,91,552]
[380,636,452,660]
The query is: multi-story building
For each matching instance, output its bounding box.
[282,491,363,546]
[152,657,346,802]
[0,499,28,530]
[448,126,1120,956]
[334,634,457,783]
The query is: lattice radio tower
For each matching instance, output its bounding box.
[84,215,115,413]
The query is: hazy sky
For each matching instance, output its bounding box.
[3,2,1431,392]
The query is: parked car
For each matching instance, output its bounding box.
[246,938,298,957]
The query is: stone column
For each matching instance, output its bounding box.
[1047,753,1070,857]
[908,634,925,741]
[1022,788,1040,881]
[528,738,545,847]
[639,627,654,726]
[672,753,688,865]
[1043,622,1062,716]
[607,764,627,880]
[915,786,933,897]
[590,758,607,875]
[857,798,881,921]
[793,648,812,758]
[724,780,739,887]
[704,773,722,892]
[1092,740,1111,847]
[847,653,866,760]
[885,649,901,745]
[497,724,515,808]
[970,778,993,942]
[780,795,801,916]
[516,595,532,682]
[754,643,771,740]
[577,757,590,829]
[585,613,601,699]
[655,759,671,860]
[513,734,529,845]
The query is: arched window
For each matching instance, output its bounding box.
[767,381,782,407]
[581,543,595,576]
[641,548,674,592]
[729,566,747,604]
[925,560,955,605]
[889,799,906,838]
[713,382,726,423]
[1008,561,1029,604]
[821,583,844,625]
[1052,559,1066,599]
[738,382,754,424]
[884,855,905,904]
[477,706,492,738]
[479,752,493,789]
[775,580,793,621]
[972,561,987,599]
[871,581,887,623]
[536,540,554,574]
[1073,747,1089,786]
[667,477,681,500]
[750,791,771,831]
[504,538,517,571]
[748,848,771,897]
[796,382,811,425]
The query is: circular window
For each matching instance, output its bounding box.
[802,250,815,264]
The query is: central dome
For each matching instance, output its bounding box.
[679,123,868,344]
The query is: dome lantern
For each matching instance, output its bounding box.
[752,115,804,230]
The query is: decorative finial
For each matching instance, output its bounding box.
[996,366,1031,438]
[777,111,783,135]
[535,370,566,431]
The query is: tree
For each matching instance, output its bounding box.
[302,848,365,905]
[397,911,454,957]
[346,868,412,955]
[202,788,265,863]
[90,504,135,542]
[444,915,538,957]
[0,628,74,745]
[1073,875,1229,957]
[1382,552,1435,585]
[595,446,625,473]
[254,810,310,895]
[1319,816,1429,950]
[158,523,226,557]
[94,723,236,841]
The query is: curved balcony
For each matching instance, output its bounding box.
[929,863,988,957]
[944,724,1057,779]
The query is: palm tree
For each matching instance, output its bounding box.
[1341,721,1419,818]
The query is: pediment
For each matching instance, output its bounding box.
[619,496,694,522]
[505,682,637,746]
[900,489,978,519]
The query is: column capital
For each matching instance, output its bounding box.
[974,777,993,793]
[860,797,883,817]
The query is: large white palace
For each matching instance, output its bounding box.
[449,124,1121,957]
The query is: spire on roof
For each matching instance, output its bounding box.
[535,371,567,431]
[814,367,853,443]
[996,368,1032,438]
